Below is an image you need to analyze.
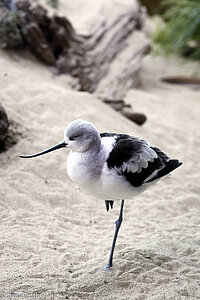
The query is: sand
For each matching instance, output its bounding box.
[0,1,200,299]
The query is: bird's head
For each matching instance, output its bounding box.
[19,119,100,159]
[64,119,100,152]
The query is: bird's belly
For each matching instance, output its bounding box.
[67,153,147,200]
[96,166,146,200]
[72,165,146,200]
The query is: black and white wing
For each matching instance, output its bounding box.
[101,133,182,187]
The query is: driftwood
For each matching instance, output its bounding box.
[162,76,200,85]
[0,104,9,150]
[102,98,147,125]
[98,43,151,100]
[76,7,150,94]
[4,0,150,125]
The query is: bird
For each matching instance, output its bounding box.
[20,119,182,268]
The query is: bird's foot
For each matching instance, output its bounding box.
[105,262,112,269]
[96,264,112,273]
[105,200,114,212]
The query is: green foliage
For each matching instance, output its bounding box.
[46,0,58,9]
[0,7,24,48]
[154,0,200,60]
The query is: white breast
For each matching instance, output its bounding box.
[67,151,90,186]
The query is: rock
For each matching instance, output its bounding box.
[0,104,9,150]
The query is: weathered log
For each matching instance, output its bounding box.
[99,43,151,100]
[102,99,131,111]
[162,76,200,85]
[23,22,56,65]
[0,104,9,150]
[15,2,55,65]
[102,98,146,125]
[121,108,147,125]
[75,5,150,94]
[2,0,150,125]
[14,1,150,92]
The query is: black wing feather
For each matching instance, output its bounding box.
[101,133,182,187]
[101,133,145,169]
[147,159,182,183]
[123,157,164,187]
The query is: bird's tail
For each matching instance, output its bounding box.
[148,159,182,183]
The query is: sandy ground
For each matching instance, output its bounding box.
[0,1,200,299]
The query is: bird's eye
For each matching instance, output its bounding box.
[69,135,79,141]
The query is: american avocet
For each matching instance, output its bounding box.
[20,119,182,268]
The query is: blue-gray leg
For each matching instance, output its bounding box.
[106,199,124,268]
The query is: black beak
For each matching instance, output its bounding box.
[19,141,67,159]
